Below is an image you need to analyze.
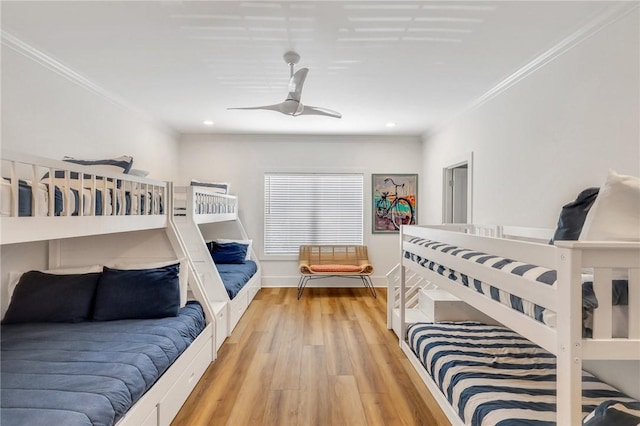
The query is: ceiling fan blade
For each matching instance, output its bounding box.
[299,105,342,119]
[227,103,284,112]
[287,68,309,101]
[228,100,301,116]
[228,53,338,119]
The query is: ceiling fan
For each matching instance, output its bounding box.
[228,51,342,119]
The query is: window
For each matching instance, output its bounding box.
[264,173,364,255]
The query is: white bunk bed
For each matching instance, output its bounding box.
[1,152,216,426]
[172,183,261,351]
[1,151,167,244]
[396,223,640,425]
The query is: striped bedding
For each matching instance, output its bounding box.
[404,236,628,331]
[405,236,558,326]
[407,322,639,425]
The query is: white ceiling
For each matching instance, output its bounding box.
[1,1,618,136]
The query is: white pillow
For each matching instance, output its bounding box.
[8,265,102,299]
[128,169,150,178]
[214,239,252,261]
[579,170,640,241]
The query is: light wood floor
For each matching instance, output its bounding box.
[171,287,450,426]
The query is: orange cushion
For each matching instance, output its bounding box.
[309,264,362,273]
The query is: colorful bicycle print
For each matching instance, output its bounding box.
[372,174,417,233]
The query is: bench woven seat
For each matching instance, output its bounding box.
[297,245,375,299]
[308,264,363,273]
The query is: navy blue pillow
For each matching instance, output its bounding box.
[62,156,134,174]
[208,242,248,264]
[93,264,180,321]
[2,271,101,324]
[550,187,599,244]
[584,400,640,426]
[43,156,134,188]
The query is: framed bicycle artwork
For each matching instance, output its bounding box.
[372,173,417,233]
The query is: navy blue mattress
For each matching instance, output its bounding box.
[217,260,258,299]
[0,302,206,426]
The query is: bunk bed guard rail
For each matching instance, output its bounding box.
[1,151,168,244]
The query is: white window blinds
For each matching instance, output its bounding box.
[264,173,364,255]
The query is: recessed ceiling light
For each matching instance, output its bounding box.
[386,121,396,128]
[203,120,214,125]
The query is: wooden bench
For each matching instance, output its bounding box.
[297,245,375,299]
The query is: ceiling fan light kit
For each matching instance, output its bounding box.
[228,51,342,119]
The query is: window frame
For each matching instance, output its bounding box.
[262,169,369,260]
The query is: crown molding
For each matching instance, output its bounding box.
[1,30,177,138]
[423,2,639,141]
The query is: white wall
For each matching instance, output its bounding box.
[421,12,639,400]
[1,48,180,181]
[1,43,181,312]
[179,133,422,287]
[421,11,639,228]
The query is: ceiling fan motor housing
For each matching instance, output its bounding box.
[283,51,300,65]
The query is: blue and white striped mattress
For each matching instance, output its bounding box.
[407,322,639,425]
[404,237,628,330]
[405,236,558,326]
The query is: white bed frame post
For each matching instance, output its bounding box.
[556,245,584,425]
[48,240,62,268]
[399,225,407,342]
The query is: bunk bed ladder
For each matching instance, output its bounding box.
[386,263,431,336]
[173,220,223,298]
[171,185,261,352]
